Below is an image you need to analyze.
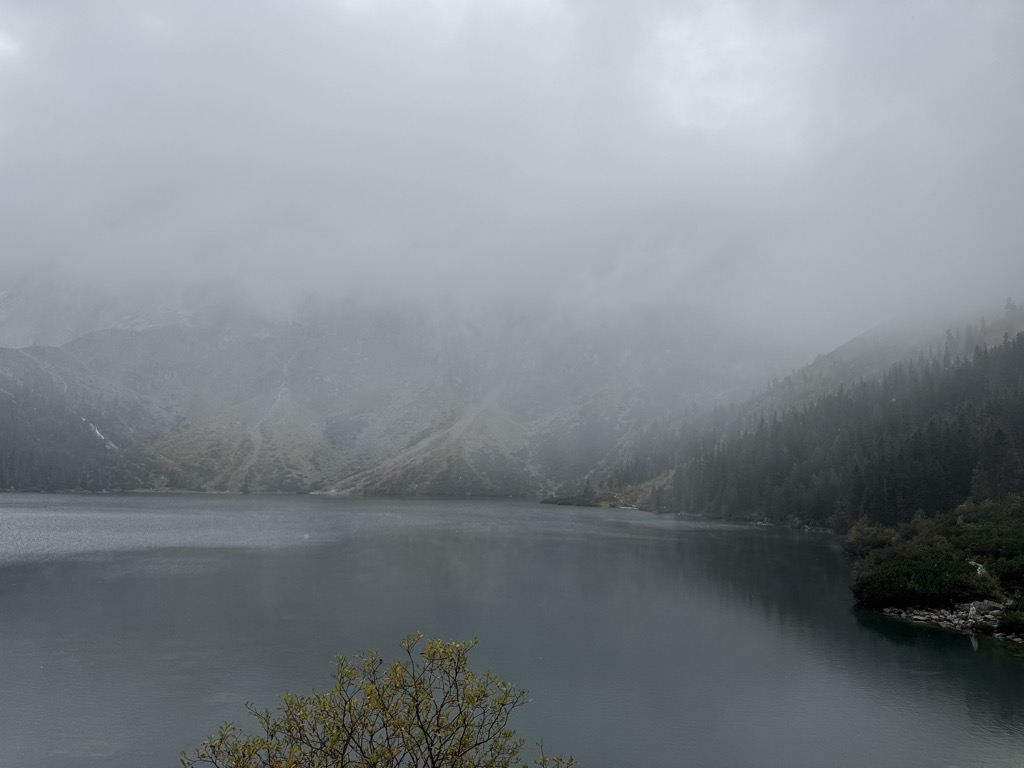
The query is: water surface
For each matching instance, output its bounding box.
[1,493,1022,767]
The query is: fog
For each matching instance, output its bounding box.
[0,0,1021,351]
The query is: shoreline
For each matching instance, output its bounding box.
[880,601,1024,646]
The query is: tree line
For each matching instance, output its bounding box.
[648,330,1024,533]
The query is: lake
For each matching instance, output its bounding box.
[1,493,1023,767]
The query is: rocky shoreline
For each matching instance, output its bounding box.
[881,600,1024,645]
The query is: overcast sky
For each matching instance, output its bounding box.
[0,0,1021,349]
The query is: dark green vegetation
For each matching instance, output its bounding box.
[627,306,1024,614]
[847,503,1004,610]
[847,498,1024,631]
[649,330,1024,531]
[182,634,573,768]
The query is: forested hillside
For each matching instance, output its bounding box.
[599,301,1024,497]
[647,330,1024,533]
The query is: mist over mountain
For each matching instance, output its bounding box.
[643,304,1024,531]
[1,2,1022,495]
[3,285,1020,499]
[0,294,803,495]
[2,1,1022,354]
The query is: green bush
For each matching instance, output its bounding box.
[843,518,897,558]
[182,634,574,768]
[852,537,992,609]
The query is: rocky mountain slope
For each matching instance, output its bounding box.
[0,302,793,496]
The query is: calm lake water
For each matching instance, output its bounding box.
[1,494,1023,768]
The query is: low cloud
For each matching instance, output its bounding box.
[0,0,1021,349]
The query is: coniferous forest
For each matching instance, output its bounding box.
[637,323,1024,618]
[652,331,1024,531]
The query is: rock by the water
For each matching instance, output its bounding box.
[972,599,1004,614]
[879,600,1022,645]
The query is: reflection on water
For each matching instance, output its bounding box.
[0,494,1023,767]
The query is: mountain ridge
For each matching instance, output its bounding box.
[3,297,1017,498]
[0,301,791,495]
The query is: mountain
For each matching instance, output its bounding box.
[642,315,1024,531]
[588,299,1024,498]
[6,287,1018,499]
[0,300,794,496]
[742,299,1024,424]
